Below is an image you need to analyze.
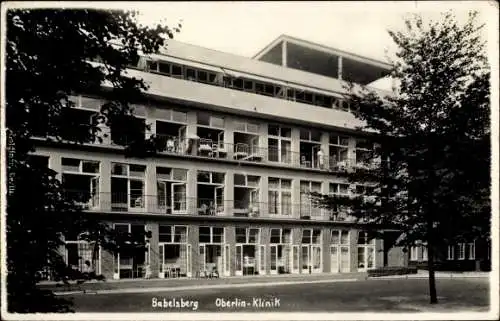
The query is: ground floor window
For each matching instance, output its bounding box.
[65,241,100,277]
[113,223,148,279]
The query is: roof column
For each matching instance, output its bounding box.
[338,56,343,80]
[282,40,287,67]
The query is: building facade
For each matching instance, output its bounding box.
[32,35,412,280]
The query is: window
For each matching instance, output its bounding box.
[197,171,225,184]
[234,121,259,133]
[329,183,350,195]
[269,228,290,244]
[199,226,224,244]
[329,134,349,146]
[235,228,260,244]
[197,112,224,128]
[159,225,188,243]
[234,174,260,187]
[62,158,100,173]
[268,125,292,164]
[458,243,466,260]
[331,230,349,245]
[300,181,322,217]
[301,229,321,244]
[268,177,292,215]
[358,232,374,245]
[447,245,455,260]
[111,163,146,211]
[300,129,321,142]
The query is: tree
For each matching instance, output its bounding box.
[5,8,180,312]
[312,11,490,304]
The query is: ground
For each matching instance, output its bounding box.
[65,277,489,312]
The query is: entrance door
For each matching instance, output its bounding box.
[171,183,186,214]
[215,186,224,215]
[330,246,339,273]
[291,245,300,274]
[311,245,322,273]
[270,245,278,274]
[235,244,243,276]
[301,245,310,273]
[90,177,99,208]
[340,246,350,272]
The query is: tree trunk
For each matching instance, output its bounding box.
[427,242,438,304]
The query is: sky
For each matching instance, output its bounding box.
[133,1,496,62]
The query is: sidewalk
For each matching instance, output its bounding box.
[39,272,367,295]
[371,270,490,279]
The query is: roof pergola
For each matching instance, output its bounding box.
[253,35,392,85]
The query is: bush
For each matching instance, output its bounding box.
[367,266,418,277]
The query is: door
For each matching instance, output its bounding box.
[367,246,375,269]
[157,181,167,213]
[311,245,322,273]
[357,247,366,271]
[250,136,259,156]
[158,244,165,278]
[340,246,350,272]
[217,132,225,152]
[178,126,186,154]
[270,245,278,274]
[258,245,266,275]
[235,244,243,276]
[215,186,224,215]
[223,244,230,276]
[301,245,310,273]
[171,183,186,214]
[291,245,300,274]
[330,246,339,273]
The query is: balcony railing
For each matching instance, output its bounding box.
[63,191,354,221]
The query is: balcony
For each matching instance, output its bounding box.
[63,190,352,222]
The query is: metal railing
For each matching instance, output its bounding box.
[63,191,354,221]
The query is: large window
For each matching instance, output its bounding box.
[199,226,224,244]
[329,134,349,169]
[301,229,321,244]
[156,167,187,215]
[331,230,349,245]
[111,163,146,212]
[270,228,292,244]
[268,178,292,216]
[300,181,322,218]
[61,158,100,209]
[235,228,260,244]
[268,125,292,164]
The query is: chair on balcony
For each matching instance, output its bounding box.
[234,143,249,159]
[198,139,214,157]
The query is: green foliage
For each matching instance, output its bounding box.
[314,10,490,251]
[5,8,178,312]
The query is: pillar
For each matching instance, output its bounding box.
[48,154,62,181]
[260,227,270,274]
[189,225,199,276]
[291,127,301,167]
[147,222,159,277]
[260,174,269,218]
[187,168,197,214]
[225,116,235,159]
[349,228,359,272]
[291,179,301,219]
[322,227,330,273]
[226,225,236,276]
[338,56,343,81]
[224,169,234,217]
[145,164,157,212]
[100,159,111,211]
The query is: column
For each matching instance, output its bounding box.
[291,179,301,219]
[145,164,157,212]
[258,123,268,160]
[293,228,302,273]
[147,222,159,277]
[291,127,301,167]
[260,227,270,274]
[226,225,236,276]
[320,131,329,170]
[322,227,330,273]
[349,228,359,272]
[100,221,115,279]
[224,170,234,217]
[259,174,269,218]
[349,136,357,167]
[225,117,235,159]
[337,56,343,81]
[187,169,197,214]
[375,237,384,268]
[282,40,288,67]
[189,225,199,277]
[321,180,329,220]
[100,159,111,211]
[186,111,197,156]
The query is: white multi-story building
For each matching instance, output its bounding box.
[31,35,411,280]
